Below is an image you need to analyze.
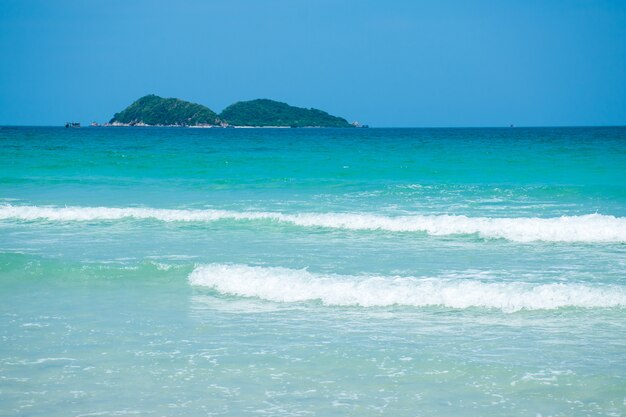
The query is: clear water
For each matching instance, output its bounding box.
[1,126,625,416]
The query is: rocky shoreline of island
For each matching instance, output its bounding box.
[96,123,356,128]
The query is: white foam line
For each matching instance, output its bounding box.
[189,264,626,312]
[1,204,625,242]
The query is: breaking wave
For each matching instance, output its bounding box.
[1,204,625,243]
[188,264,626,312]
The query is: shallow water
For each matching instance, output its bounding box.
[1,126,625,416]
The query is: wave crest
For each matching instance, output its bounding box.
[1,204,625,242]
[188,264,626,312]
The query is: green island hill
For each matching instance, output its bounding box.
[108,95,356,128]
[109,95,220,126]
[219,99,353,128]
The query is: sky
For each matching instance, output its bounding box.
[0,0,625,127]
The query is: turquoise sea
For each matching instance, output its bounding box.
[1,126,625,417]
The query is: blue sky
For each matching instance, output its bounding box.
[1,0,625,127]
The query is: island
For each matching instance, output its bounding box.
[219,99,352,128]
[109,95,220,127]
[107,95,358,128]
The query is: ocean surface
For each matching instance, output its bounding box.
[1,126,625,417]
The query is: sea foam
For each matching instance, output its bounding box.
[188,264,626,312]
[1,204,625,243]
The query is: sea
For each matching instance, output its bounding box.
[1,126,625,417]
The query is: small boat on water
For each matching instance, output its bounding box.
[65,122,80,128]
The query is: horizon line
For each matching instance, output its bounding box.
[1,124,625,129]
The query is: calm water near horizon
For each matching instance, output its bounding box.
[1,126,625,416]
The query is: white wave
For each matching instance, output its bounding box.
[1,204,625,242]
[188,264,626,312]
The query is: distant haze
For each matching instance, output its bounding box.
[0,0,625,127]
